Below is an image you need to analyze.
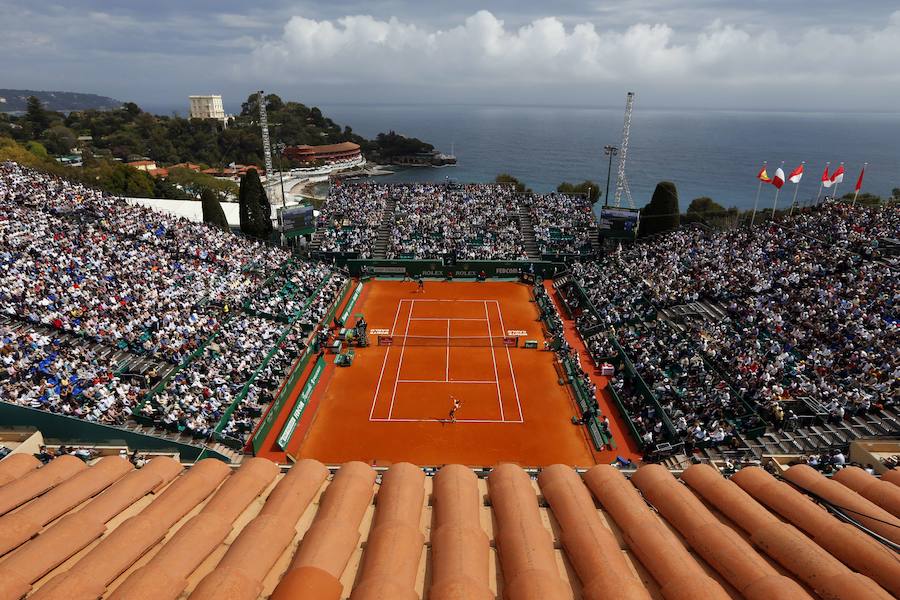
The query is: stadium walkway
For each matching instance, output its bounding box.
[544,281,642,462]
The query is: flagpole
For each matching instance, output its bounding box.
[750,160,766,227]
[853,162,867,205]
[832,161,844,202]
[814,161,829,206]
[771,161,785,221]
[789,161,805,218]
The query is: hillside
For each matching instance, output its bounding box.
[0,89,121,113]
[0,92,435,168]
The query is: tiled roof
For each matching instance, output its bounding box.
[0,456,897,599]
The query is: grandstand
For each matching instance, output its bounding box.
[2,160,899,598]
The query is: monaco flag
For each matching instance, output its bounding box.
[772,167,785,189]
[855,165,865,192]
[822,164,834,188]
[830,164,845,185]
[788,164,804,184]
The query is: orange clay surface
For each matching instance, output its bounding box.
[291,280,601,467]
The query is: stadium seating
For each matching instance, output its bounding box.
[0,162,345,446]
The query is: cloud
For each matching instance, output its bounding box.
[248,9,900,91]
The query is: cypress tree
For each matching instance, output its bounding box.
[201,188,229,230]
[238,168,270,238]
[640,181,680,237]
[255,171,274,238]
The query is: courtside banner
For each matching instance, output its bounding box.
[277,356,325,450]
[339,282,364,323]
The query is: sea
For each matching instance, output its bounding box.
[152,102,900,211]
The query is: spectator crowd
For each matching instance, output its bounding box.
[388,183,527,260]
[527,192,595,256]
[573,202,898,451]
[315,182,602,260]
[316,182,388,258]
[0,162,345,446]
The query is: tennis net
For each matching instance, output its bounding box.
[378,335,519,347]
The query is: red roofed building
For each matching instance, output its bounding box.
[126,160,168,178]
[283,141,361,165]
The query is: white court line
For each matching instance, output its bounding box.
[483,300,505,421]
[397,379,497,384]
[370,417,524,423]
[401,299,497,302]
[409,317,488,321]
[395,335,495,339]
[387,299,414,420]
[445,319,450,382]
[493,300,524,422]
[369,298,405,420]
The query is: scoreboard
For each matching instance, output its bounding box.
[598,206,641,239]
[280,205,315,232]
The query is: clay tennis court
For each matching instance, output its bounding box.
[292,279,600,467]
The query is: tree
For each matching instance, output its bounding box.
[495,173,531,194]
[891,188,899,201]
[840,191,882,206]
[557,180,601,203]
[24,96,51,138]
[238,168,273,239]
[25,141,49,159]
[43,125,78,155]
[640,181,681,237]
[201,188,230,230]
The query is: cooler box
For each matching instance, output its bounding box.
[600,363,615,376]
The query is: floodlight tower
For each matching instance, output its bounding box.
[613,91,635,208]
[257,90,275,199]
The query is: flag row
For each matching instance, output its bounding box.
[756,161,866,193]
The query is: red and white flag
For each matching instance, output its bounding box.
[788,164,804,184]
[830,164,845,185]
[772,167,785,189]
[854,165,865,192]
[822,164,834,188]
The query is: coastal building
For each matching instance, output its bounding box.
[126,159,168,178]
[188,95,226,121]
[283,141,361,165]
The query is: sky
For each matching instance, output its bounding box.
[3,1,900,111]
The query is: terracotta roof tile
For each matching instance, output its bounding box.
[682,464,893,600]
[884,469,900,487]
[784,464,900,545]
[0,456,132,556]
[0,458,895,599]
[0,455,87,517]
[732,466,900,596]
[833,466,900,518]
[0,454,41,487]
[0,457,182,594]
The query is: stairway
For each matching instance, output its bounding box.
[517,205,541,260]
[308,229,325,255]
[589,227,602,255]
[731,404,900,461]
[372,195,397,259]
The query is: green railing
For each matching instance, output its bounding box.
[211,273,338,448]
[609,336,678,440]
[132,315,233,420]
[248,277,353,454]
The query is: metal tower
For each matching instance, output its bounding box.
[614,91,635,208]
[257,90,275,197]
